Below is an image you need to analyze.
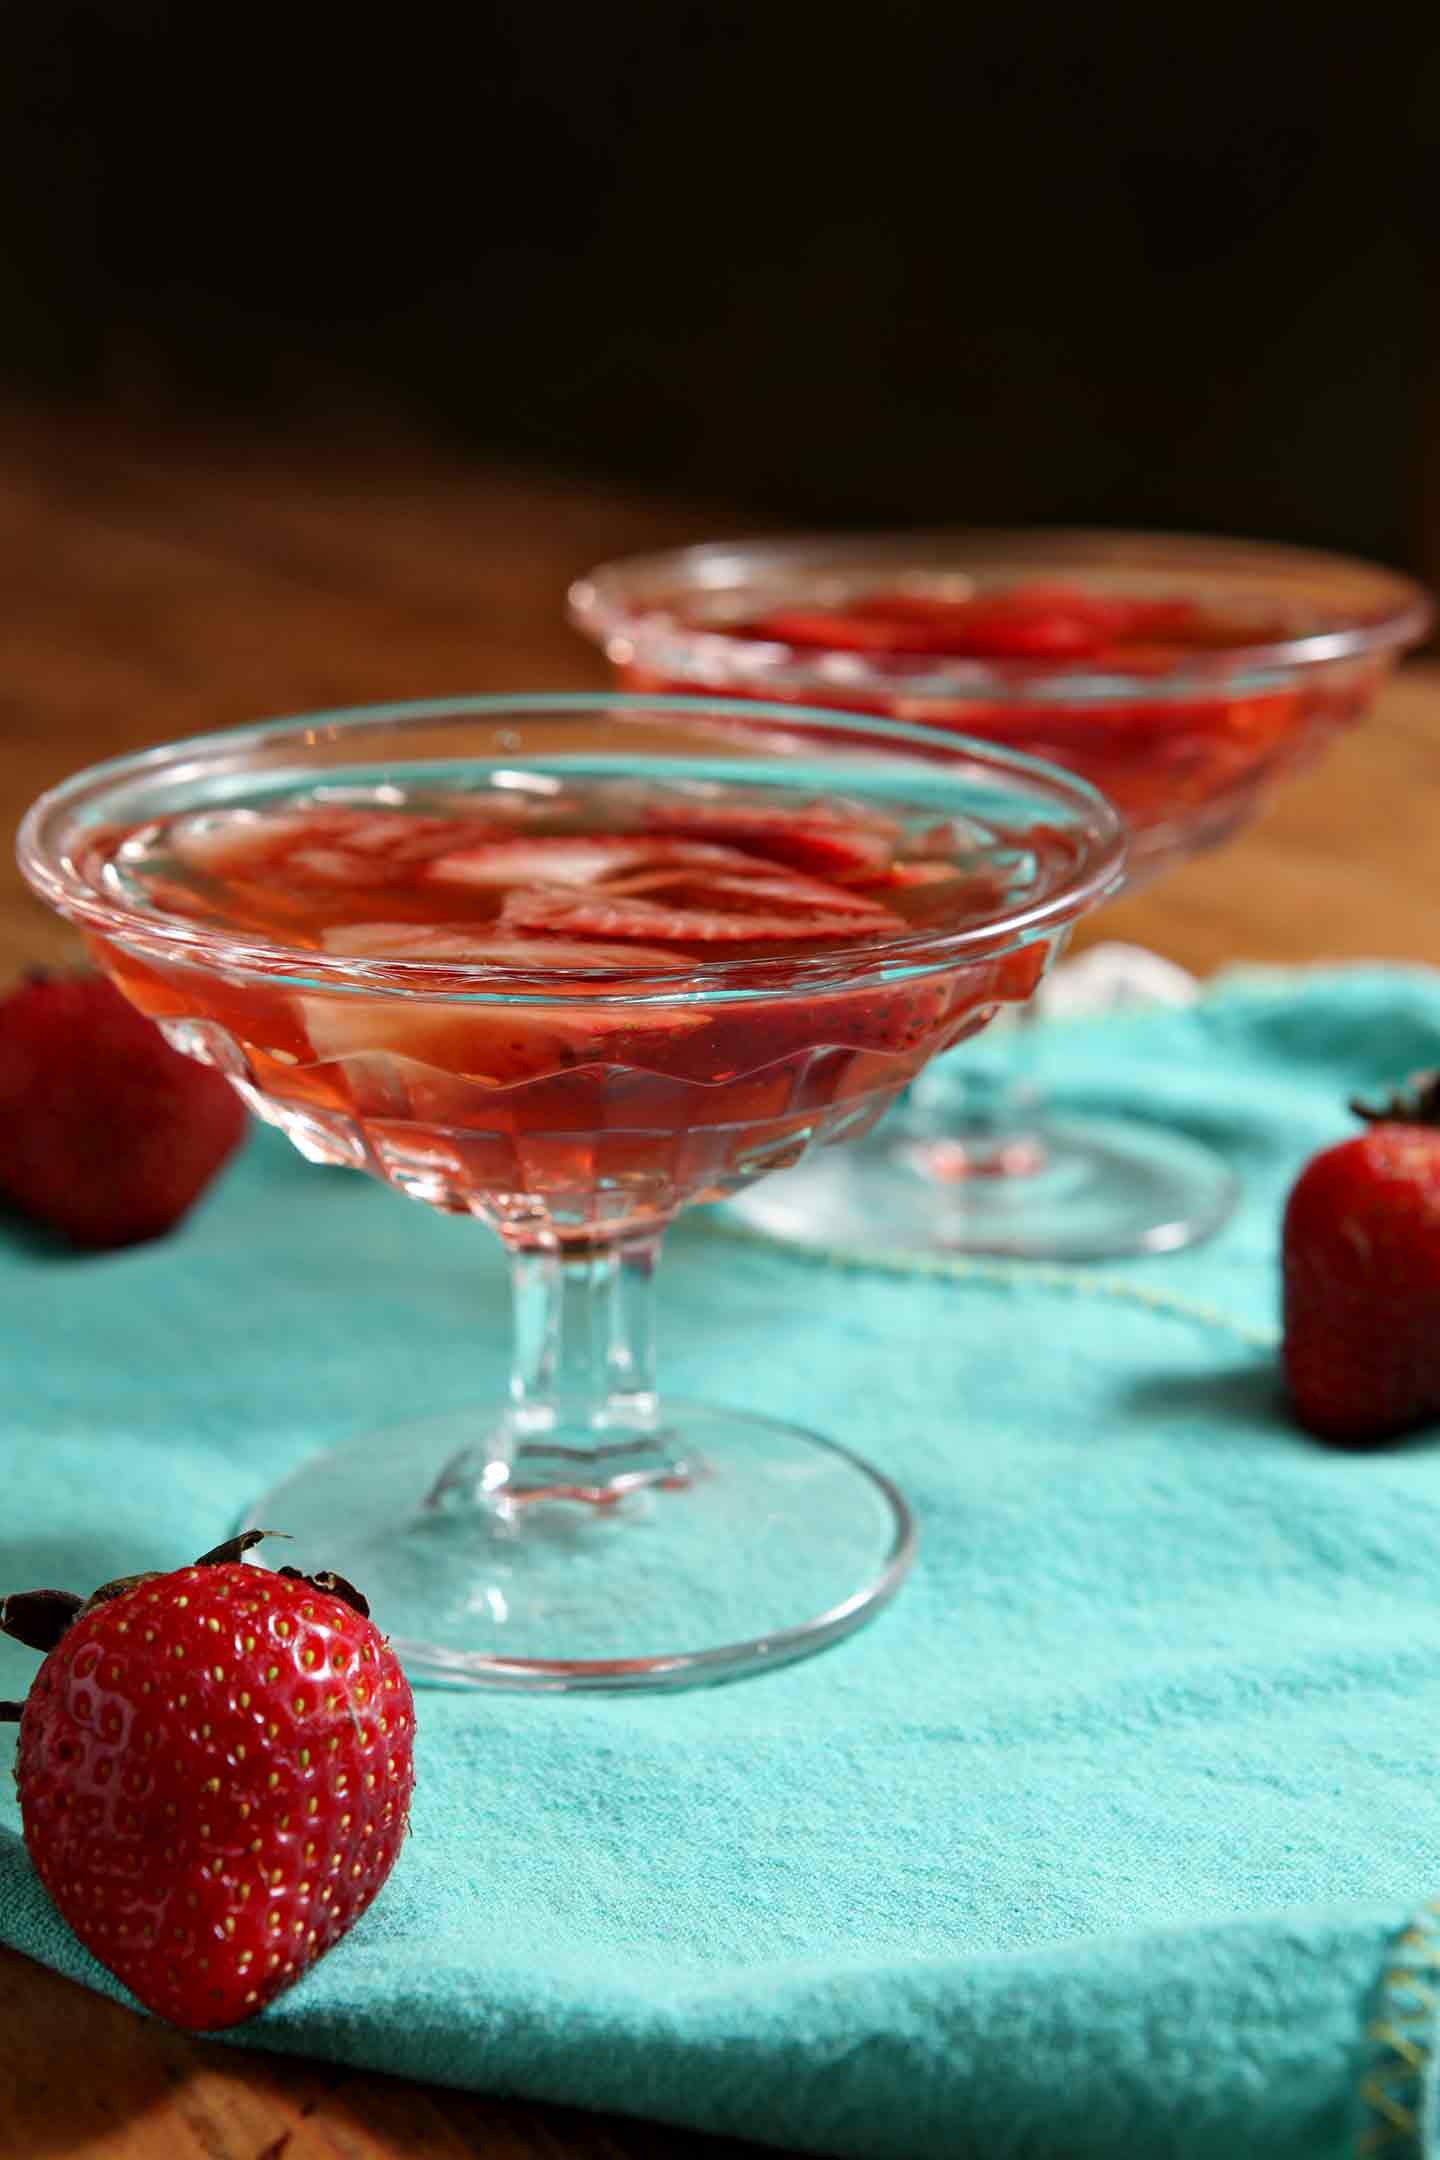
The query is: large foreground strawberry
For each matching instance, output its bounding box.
[1282,1073,1440,1444]
[1,1533,415,2030]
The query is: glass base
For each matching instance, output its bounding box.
[245,1404,914,1692]
[728,1112,1239,1262]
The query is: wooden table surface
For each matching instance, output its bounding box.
[1,403,1438,2158]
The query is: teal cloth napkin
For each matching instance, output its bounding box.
[4,965,1440,2159]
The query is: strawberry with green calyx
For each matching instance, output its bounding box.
[1282,1073,1440,1445]
[1,1532,414,2031]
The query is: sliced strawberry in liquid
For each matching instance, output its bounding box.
[777,585,1205,662]
[600,864,895,917]
[744,607,946,654]
[299,993,708,1100]
[320,922,689,969]
[636,797,899,881]
[424,830,868,895]
[499,887,897,944]
[928,602,1109,660]
[173,807,504,890]
[1076,597,1199,642]
[320,812,492,863]
[170,810,316,876]
[423,829,901,949]
[756,597,1109,660]
[305,923,708,1096]
[752,589,1108,659]
[876,859,972,887]
[423,835,681,891]
[853,857,1013,910]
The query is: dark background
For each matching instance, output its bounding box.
[3,4,1437,569]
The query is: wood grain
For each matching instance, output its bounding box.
[0,1952,754,2159]
[0,401,1436,2158]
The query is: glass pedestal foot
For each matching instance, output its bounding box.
[245,1403,914,1692]
[728,1112,1239,1262]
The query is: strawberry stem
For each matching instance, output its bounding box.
[194,1530,287,1567]
[0,1590,84,1651]
[1351,1071,1440,1127]
[76,1531,291,1619]
[277,1564,370,1619]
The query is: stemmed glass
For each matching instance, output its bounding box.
[571,531,1432,1259]
[18,693,1122,1690]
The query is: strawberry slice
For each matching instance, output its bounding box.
[743,608,940,654]
[298,997,708,1100]
[173,808,500,889]
[423,836,674,891]
[752,596,1111,660]
[281,817,505,887]
[925,597,1109,661]
[425,832,846,893]
[284,846,382,884]
[601,865,895,917]
[321,923,687,970]
[1087,642,1191,676]
[636,798,899,882]
[855,585,1198,650]
[879,860,970,887]
[847,590,977,623]
[426,828,904,948]
[499,887,895,944]
[858,859,1007,899]
[425,831,895,914]
[170,809,315,876]
[1083,596,1199,642]
[310,811,496,864]
[742,585,1209,665]
[846,858,1016,929]
[303,928,706,1095]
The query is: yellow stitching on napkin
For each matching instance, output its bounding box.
[711,1216,1277,1350]
[1368,2024,1428,2072]
[1356,1904,1440,2156]
[711,962,1440,1341]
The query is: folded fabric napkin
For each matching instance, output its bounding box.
[4,966,1440,2159]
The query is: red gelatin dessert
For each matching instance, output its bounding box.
[16,694,1123,1689]
[70,756,1110,1244]
[569,533,1432,883]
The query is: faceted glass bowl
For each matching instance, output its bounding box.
[18,693,1124,1688]
[571,535,1432,1258]
[570,529,1432,887]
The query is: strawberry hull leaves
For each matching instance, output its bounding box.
[1,1537,415,2032]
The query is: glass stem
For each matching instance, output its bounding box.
[901,1010,1048,1178]
[429,1229,685,1515]
[509,1234,660,1442]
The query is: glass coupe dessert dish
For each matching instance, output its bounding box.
[571,533,1432,1259]
[18,693,1122,1689]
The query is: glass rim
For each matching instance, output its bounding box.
[567,526,1436,698]
[17,691,1127,1004]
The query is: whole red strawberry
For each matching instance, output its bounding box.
[0,970,247,1249]
[1282,1072,1440,1444]
[1,1533,415,2031]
